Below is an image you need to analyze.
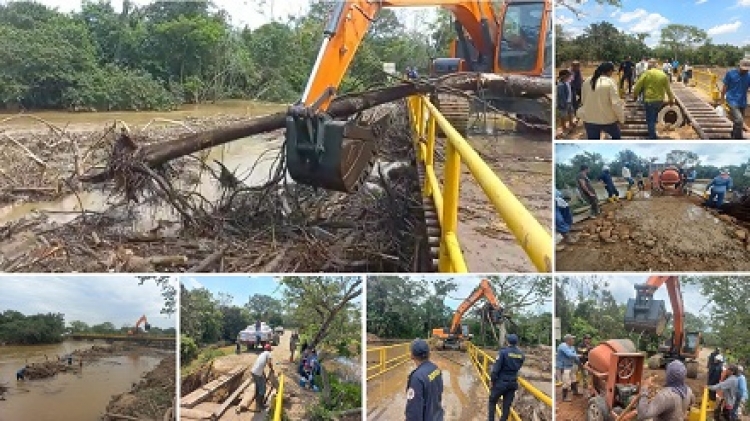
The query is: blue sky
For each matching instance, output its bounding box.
[556,143,749,167]
[0,275,177,329]
[181,275,363,307]
[556,0,750,47]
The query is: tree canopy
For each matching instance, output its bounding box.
[0,0,447,111]
[555,147,750,190]
[556,21,747,66]
[0,310,66,344]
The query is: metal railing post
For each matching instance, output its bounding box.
[273,374,284,421]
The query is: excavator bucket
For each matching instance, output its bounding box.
[624,285,668,335]
[285,113,378,193]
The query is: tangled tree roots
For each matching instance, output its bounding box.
[1,102,426,273]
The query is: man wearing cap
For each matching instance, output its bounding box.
[488,334,525,421]
[556,334,580,402]
[709,354,725,401]
[721,59,750,139]
[250,344,274,411]
[633,58,675,140]
[704,170,733,209]
[405,339,444,421]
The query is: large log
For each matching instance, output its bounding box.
[80,73,550,184]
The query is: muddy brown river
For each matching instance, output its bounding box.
[0,341,161,421]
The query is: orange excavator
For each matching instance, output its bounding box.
[285,0,552,192]
[127,315,151,336]
[431,279,506,351]
[623,276,701,378]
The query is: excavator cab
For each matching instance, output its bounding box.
[498,0,548,74]
[624,284,669,335]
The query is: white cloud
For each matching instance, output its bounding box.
[696,0,708,4]
[614,9,669,45]
[0,275,177,328]
[185,277,204,290]
[707,21,742,36]
[739,0,750,6]
[618,8,649,23]
[557,15,575,26]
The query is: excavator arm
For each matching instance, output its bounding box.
[624,276,701,359]
[285,0,499,192]
[447,278,504,335]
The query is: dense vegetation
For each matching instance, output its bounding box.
[555,148,750,190]
[0,0,449,112]
[67,320,175,335]
[180,276,361,364]
[0,310,65,344]
[366,275,553,347]
[557,21,749,67]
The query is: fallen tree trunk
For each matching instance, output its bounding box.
[80,73,550,184]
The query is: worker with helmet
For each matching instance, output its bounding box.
[488,334,525,421]
[250,344,274,412]
[709,354,726,401]
[599,166,620,202]
[405,339,444,421]
[705,169,733,208]
[556,334,580,402]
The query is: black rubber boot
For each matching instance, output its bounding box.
[563,389,571,402]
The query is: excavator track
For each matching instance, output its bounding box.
[434,93,471,137]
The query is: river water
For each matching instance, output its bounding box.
[0,341,162,421]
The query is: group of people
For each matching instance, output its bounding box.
[706,348,748,420]
[403,334,526,421]
[555,334,594,401]
[558,57,750,140]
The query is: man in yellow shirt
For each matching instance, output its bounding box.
[633,59,675,140]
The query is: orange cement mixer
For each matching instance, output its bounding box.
[650,167,686,196]
[583,339,645,421]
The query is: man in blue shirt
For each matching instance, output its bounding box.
[722,59,750,139]
[734,365,747,419]
[556,334,580,402]
[599,166,619,202]
[405,339,444,421]
[685,167,697,196]
[704,169,733,209]
[488,334,525,421]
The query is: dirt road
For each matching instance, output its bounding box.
[556,196,750,271]
[183,331,317,420]
[450,132,552,272]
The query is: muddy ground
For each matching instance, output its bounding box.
[554,347,747,420]
[106,354,177,421]
[180,332,360,420]
[367,340,552,421]
[556,195,750,272]
[0,104,551,273]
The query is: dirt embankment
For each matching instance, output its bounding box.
[106,354,177,421]
[23,343,158,380]
[556,196,750,271]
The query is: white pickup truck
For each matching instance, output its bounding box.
[238,322,280,350]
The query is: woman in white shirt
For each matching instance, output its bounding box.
[577,62,625,139]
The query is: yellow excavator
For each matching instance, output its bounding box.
[432,278,507,351]
[127,315,151,336]
[285,0,552,193]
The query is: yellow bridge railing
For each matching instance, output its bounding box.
[366,341,552,420]
[273,374,285,421]
[406,95,553,273]
[467,342,552,421]
[692,69,722,103]
[366,342,412,381]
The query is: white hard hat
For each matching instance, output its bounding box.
[603,166,610,171]
[717,355,724,362]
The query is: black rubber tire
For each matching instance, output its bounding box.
[587,396,611,421]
